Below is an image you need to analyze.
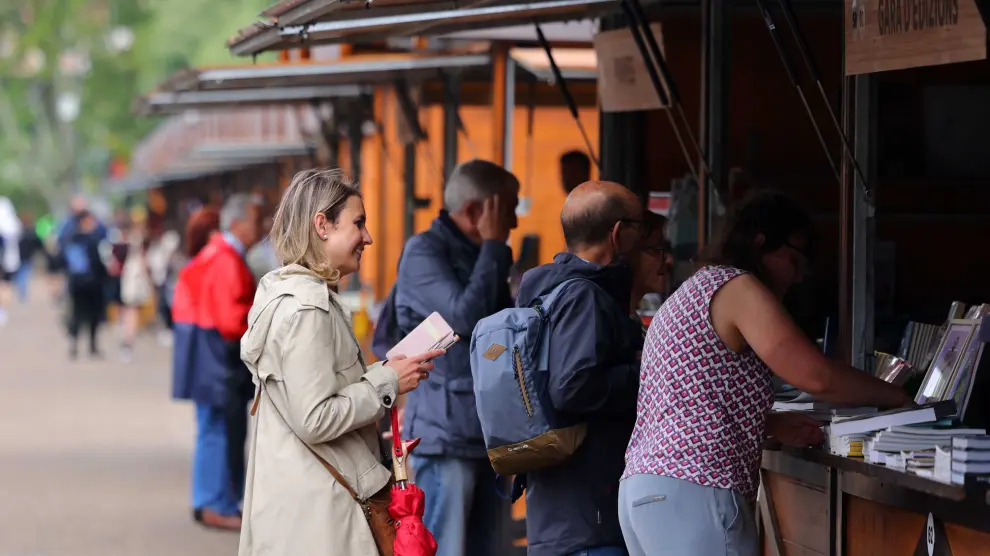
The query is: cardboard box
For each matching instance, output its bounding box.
[594,24,670,113]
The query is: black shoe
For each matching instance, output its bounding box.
[69,346,78,360]
[89,350,103,360]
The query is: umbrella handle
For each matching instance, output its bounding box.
[392,437,421,483]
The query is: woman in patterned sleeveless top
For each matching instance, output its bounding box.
[618,192,911,556]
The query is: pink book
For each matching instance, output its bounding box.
[386,312,460,361]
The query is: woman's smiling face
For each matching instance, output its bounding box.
[318,195,372,278]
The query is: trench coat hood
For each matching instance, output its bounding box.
[241,264,329,374]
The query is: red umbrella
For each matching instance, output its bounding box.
[388,407,438,556]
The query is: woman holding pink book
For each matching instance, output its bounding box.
[238,168,444,556]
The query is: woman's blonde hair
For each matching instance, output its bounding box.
[271,168,361,283]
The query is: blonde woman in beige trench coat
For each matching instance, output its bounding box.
[239,168,445,556]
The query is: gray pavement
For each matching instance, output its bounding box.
[0,281,238,556]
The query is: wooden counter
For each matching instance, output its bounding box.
[760,447,990,555]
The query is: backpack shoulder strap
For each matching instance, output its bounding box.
[536,278,594,310]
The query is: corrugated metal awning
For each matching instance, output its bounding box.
[136,49,596,116]
[168,54,492,92]
[186,142,316,160]
[134,85,364,116]
[229,0,615,56]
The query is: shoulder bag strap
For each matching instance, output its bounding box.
[255,376,365,503]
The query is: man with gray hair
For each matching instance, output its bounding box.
[171,192,264,531]
[392,159,517,556]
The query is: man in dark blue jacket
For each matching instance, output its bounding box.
[515,180,646,556]
[396,159,518,556]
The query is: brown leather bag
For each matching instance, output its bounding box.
[252,384,396,556]
[304,444,396,556]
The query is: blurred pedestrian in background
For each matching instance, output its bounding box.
[560,150,592,195]
[146,226,182,346]
[119,224,153,363]
[0,197,23,326]
[14,211,43,304]
[245,215,279,282]
[63,211,109,359]
[171,195,262,531]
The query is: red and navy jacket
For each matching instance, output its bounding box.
[171,233,256,406]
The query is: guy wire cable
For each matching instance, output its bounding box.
[534,24,601,169]
[624,0,714,182]
[753,0,841,183]
[617,0,700,183]
[456,112,480,159]
[777,0,869,192]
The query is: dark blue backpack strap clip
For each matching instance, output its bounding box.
[494,473,527,503]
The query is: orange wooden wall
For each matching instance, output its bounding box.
[359,87,600,300]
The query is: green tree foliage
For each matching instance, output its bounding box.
[0,0,274,208]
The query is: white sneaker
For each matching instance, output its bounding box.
[120,346,133,363]
[0,309,8,326]
[157,330,173,347]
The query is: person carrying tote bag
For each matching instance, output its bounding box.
[238,168,443,556]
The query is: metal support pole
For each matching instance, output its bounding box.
[699,0,730,245]
[348,102,366,183]
[535,24,600,168]
[503,55,516,172]
[778,0,869,193]
[619,0,701,185]
[838,46,852,364]
[442,72,460,182]
[403,142,416,240]
[850,74,876,372]
[754,0,840,183]
[827,467,845,556]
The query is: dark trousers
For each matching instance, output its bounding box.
[157,285,173,330]
[68,287,104,354]
[223,344,254,500]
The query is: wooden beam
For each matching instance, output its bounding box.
[492,44,508,166]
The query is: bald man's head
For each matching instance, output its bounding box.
[560,180,642,251]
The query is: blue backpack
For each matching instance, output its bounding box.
[63,242,92,277]
[470,278,589,476]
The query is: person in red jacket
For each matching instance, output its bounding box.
[172,194,264,531]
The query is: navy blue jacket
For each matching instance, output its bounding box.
[395,211,513,458]
[516,253,643,556]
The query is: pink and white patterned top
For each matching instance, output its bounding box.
[623,265,774,502]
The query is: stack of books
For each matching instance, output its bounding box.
[828,431,867,458]
[863,427,984,472]
[826,401,961,466]
[935,436,990,485]
[774,401,877,423]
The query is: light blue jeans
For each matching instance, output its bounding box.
[192,403,241,516]
[618,474,758,556]
[14,262,31,303]
[409,455,510,556]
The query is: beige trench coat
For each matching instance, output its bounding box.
[239,264,399,556]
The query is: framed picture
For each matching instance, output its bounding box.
[915,320,979,405]
[946,321,986,418]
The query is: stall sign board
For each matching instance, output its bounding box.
[594,24,670,113]
[846,0,988,74]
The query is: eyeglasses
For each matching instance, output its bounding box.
[640,240,673,261]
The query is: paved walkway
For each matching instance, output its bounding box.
[0,282,238,555]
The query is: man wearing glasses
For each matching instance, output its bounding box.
[513,180,650,556]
